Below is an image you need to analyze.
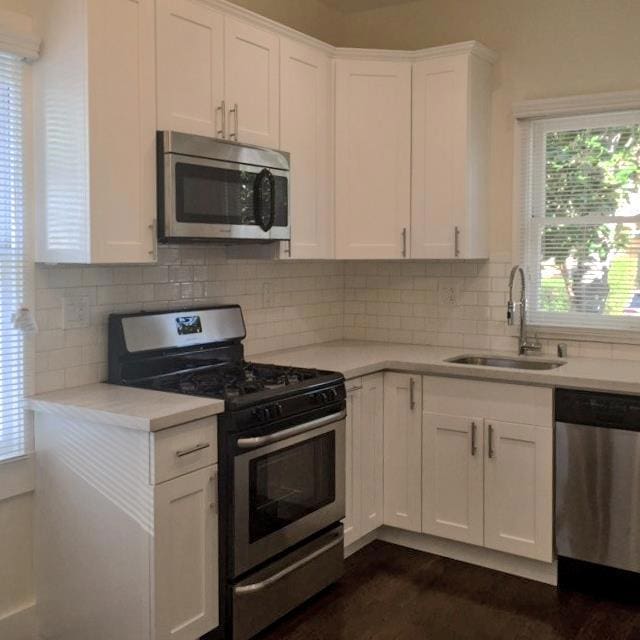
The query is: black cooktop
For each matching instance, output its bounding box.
[137,361,331,401]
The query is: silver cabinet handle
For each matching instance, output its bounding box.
[454,225,461,257]
[402,227,407,258]
[237,410,346,450]
[487,424,494,459]
[176,442,211,458]
[471,421,477,456]
[229,103,239,140]
[346,385,362,393]
[234,531,344,594]
[409,377,416,411]
[216,100,226,138]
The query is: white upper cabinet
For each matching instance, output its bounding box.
[411,45,495,259]
[280,37,333,259]
[35,0,157,264]
[224,18,280,148]
[335,59,412,259]
[156,0,225,137]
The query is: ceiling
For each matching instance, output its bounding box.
[319,0,415,13]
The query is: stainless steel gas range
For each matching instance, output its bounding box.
[108,305,346,640]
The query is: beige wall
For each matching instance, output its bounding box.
[338,0,640,255]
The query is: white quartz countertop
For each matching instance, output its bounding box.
[27,383,225,432]
[254,340,640,395]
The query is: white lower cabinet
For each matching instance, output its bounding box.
[422,413,484,546]
[343,380,362,546]
[343,373,384,547]
[383,372,422,532]
[154,466,219,640]
[422,377,553,563]
[484,421,553,562]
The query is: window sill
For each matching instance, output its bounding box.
[530,324,640,347]
[0,455,34,502]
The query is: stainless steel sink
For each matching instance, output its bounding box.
[446,354,565,370]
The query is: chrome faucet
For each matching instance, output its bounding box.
[507,265,541,356]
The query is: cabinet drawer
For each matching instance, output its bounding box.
[151,417,218,484]
[423,377,552,428]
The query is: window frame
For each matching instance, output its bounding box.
[0,53,35,496]
[513,91,640,344]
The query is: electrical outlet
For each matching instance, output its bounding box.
[63,296,91,329]
[438,285,458,306]
[262,282,274,308]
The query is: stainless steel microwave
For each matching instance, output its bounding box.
[157,131,290,243]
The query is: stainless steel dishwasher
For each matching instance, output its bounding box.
[556,388,640,587]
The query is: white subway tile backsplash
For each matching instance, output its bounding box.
[34,251,640,392]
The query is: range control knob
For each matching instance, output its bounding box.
[274,403,284,417]
[328,388,339,401]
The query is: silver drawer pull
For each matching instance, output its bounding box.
[234,531,344,594]
[176,442,211,458]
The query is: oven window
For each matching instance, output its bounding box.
[175,162,288,227]
[249,432,335,544]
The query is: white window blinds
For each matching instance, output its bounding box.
[0,52,27,461]
[519,109,640,331]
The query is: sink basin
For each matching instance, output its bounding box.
[446,354,565,370]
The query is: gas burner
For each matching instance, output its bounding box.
[146,361,323,401]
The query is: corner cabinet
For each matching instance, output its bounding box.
[335,58,412,259]
[343,374,384,548]
[280,37,334,259]
[383,372,422,532]
[411,45,495,259]
[34,0,157,264]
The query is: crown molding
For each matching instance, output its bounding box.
[201,0,336,53]
[412,40,498,63]
[513,90,640,119]
[333,46,413,62]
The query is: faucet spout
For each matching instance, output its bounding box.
[506,265,540,355]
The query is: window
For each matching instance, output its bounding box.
[0,52,27,461]
[519,109,640,331]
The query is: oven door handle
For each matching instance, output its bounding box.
[233,530,344,594]
[236,410,346,450]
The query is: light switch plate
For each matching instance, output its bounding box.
[63,296,91,329]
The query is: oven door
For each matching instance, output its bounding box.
[233,410,346,577]
[163,153,290,241]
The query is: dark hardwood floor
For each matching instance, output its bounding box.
[256,541,640,640]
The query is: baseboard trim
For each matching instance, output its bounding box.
[0,603,36,640]
[344,530,378,558]
[376,526,558,586]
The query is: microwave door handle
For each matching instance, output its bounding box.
[236,410,346,450]
[254,168,276,232]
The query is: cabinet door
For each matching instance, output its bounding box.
[360,373,384,536]
[343,382,362,547]
[280,37,333,259]
[484,422,553,562]
[411,55,467,259]
[383,373,422,532]
[422,413,484,545]
[154,466,218,640]
[156,0,224,137]
[335,59,411,259]
[224,17,279,148]
[87,0,157,263]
